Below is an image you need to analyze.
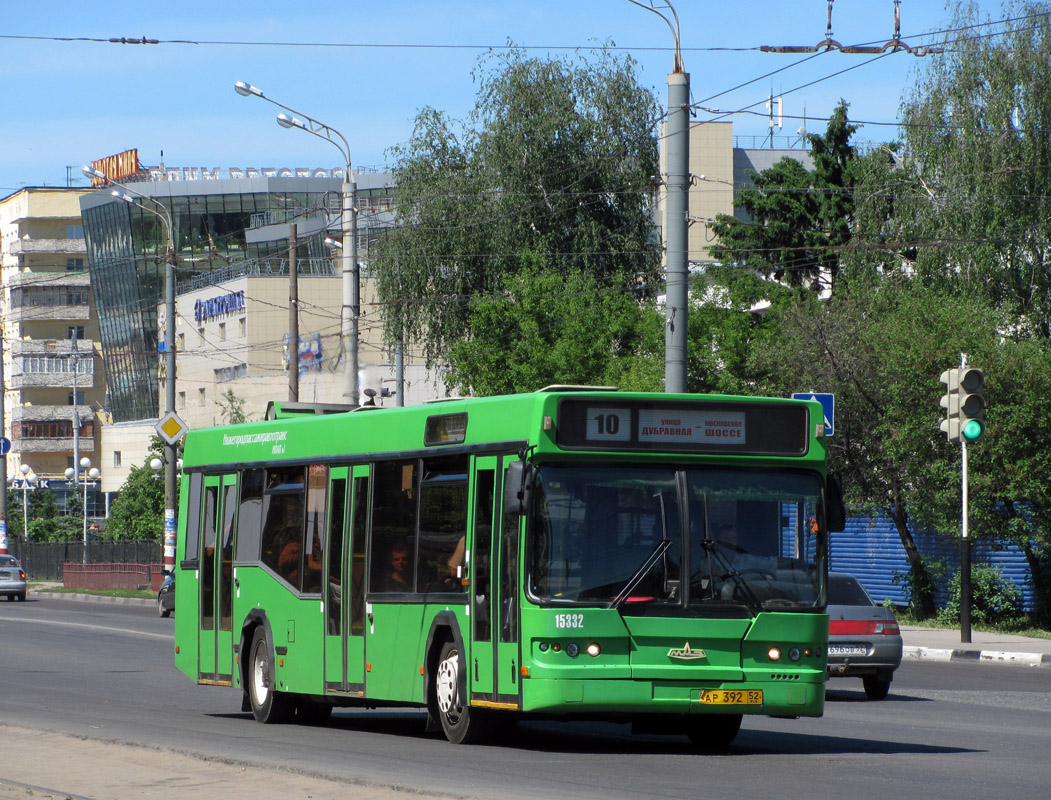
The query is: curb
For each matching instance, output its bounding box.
[36,590,154,608]
[904,645,1051,668]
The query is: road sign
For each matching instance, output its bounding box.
[156,411,188,445]
[0,437,10,455]
[793,392,835,436]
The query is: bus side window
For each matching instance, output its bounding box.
[235,469,264,563]
[369,459,418,593]
[260,467,307,590]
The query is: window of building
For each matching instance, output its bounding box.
[178,391,186,409]
[113,452,122,468]
[198,388,206,406]
[67,391,86,405]
[219,322,226,341]
[238,318,246,337]
[66,258,85,272]
[66,225,84,239]
[177,332,185,351]
[198,328,205,346]
[67,326,85,341]
[215,363,247,383]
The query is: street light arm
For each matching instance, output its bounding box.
[626,0,684,73]
[232,81,352,172]
[111,191,175,253]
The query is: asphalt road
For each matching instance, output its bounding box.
[1,595,1049,800]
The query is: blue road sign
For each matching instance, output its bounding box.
[0,437,9,455]
[793,392,835,436]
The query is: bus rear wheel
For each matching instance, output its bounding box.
[686,714,742,750]
[434,640,492,744]
[248,628,295,724]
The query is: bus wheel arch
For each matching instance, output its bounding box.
[242,613,294,724]
[424,614,491,744]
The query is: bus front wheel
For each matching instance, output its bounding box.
[434,640,492,744]
[248,628,295,724]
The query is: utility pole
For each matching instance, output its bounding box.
[288,222,299,402]
[0,318,7,556]
[629,0,690,393]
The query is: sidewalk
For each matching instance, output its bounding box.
[901,625,1051,667]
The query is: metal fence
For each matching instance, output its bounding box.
[7,539,162,581]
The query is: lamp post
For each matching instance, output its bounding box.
[17,464,36,542]
[82,165,178,572]
[234,81,360,406]
[65,457,99,559]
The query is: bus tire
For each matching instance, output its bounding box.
[248,628,295,724]
[686,714,742,750]
[434,640,492,744]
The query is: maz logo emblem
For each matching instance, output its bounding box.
[667,642,707,660]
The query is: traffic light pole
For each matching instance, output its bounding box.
[961,439,971,643]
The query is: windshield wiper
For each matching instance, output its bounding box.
[696,538,764,610]
[608,539,672,609]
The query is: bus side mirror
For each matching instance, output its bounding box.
[826,472,846,532]
[503,461,532,516]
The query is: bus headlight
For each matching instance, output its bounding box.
[768,647,782,661]
[586,643,601,657]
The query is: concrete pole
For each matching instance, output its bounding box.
[0,318,7,555]
[288,222,299,402]
[665,70,690,394]
[163,246,177,572]
[342,172,360,406]
[395,340,404,407]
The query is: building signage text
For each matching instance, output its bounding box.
[90,149,140,187]
[195,290,246,323]
[147,166,350,181]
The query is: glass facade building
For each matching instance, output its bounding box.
[80,176,366,422]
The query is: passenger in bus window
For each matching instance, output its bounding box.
[378,544,412,592]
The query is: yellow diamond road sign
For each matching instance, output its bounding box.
[156,411,188,445]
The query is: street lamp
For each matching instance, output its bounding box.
[82,165,179,572]
[235,81,360,406]
[16,464,36,542]
[65,457,99,559]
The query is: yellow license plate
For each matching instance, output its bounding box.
[699,689,763,706]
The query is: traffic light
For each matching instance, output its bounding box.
[940,368,960,442]
[940,367,985,443]
[957,367,985,442]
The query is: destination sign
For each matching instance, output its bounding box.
[557,398,808,456]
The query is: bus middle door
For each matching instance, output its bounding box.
[199,473,237,683]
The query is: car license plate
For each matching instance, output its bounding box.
[828,644,868,656]
[699,689,763,706]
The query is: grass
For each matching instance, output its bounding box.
[895,608,1051,639]
[33,584,155,601]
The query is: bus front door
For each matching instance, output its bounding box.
[199,474,236,683]
[323,466,368,693]
[495,460,522,704]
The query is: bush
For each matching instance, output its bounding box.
[936,563,1023,627]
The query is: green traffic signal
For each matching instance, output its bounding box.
[962,419,984,440]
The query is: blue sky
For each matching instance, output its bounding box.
[0,1,1007,193]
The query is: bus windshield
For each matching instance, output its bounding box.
[529,464,823,611]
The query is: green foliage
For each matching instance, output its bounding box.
[446,255,662,395]
[936,563,1024,628]
[710,102,858,292]
[217,389,250,425]
[893,558,949,611]
[375,46,662,379]
[105,455,165,541]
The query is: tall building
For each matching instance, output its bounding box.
[0,186,105,509]
[79,153,444,488]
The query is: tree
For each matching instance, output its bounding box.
[374,47,663,383]
[755,274,1005,617]
[218,389,250,425]
[446,254,663,395]
[901,2,1051,338]
[709,102,859,295]
[105,442,166,541]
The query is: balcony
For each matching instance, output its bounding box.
[6,272,92,323]
[9,405,96,455]
[6,238,87,256]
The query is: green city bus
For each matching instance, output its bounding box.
[173,387,843,747]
